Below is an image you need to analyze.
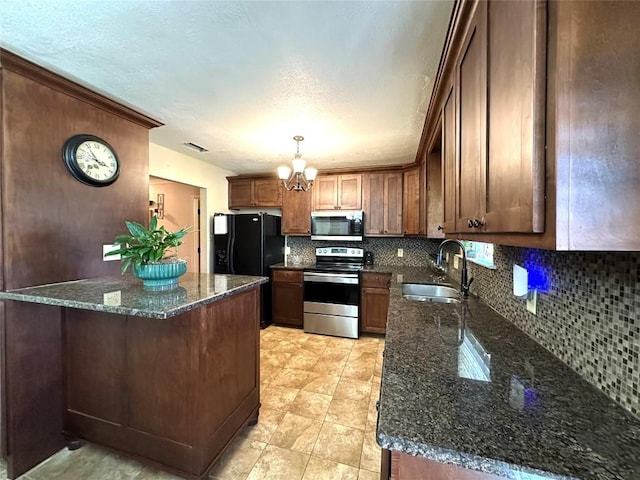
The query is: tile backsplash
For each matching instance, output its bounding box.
[459,246,640,418]
[289,236,639,418]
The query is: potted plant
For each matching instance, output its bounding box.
[107,215,190,289]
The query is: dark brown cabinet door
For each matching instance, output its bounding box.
[386,450,503,480]
[442,82,457,233]
[314,175,362,210]
[361,272,391,334]
[363,171,403,236]
[253,178,282,207]
[314,176,339,210]
[282,187,311,235]
[337,174,362,210]
[272,270,304,327]
[456,0,487,233]
[485,0,545,233]
[403,167,420,235]
[228,179,254,209]
[228,177,282,209]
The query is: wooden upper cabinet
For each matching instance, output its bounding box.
[228,177,282,209]
[363,171,403,236]
[455,0,487,233]
[484,0,546,233]
[282,187,311,235]
[442,82,457,234]
[403,167,420,235]
[313,174,362,210]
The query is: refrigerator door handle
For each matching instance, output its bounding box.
[228,218,235,274]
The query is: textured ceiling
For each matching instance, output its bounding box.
[0,0,453,175]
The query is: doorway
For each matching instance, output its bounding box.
[149,176,202,273]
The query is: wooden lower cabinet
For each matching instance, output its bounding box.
[63,287,261,479]
[382,449,503,480]
[272,269,304,327]
[360,272,391,334]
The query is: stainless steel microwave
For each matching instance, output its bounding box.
[310,211,364,241]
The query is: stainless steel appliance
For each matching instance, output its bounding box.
[303,247,364,339]
[310,211,364,241]
[212,213,284,327]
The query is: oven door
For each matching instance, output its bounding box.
[303,271,359,338]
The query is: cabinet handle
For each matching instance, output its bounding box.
[472,218,485,228]
[437,225,443,231]
[467,219,474,228]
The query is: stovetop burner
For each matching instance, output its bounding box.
[309,246,365,273]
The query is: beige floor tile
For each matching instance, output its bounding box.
[333,378,372,401]
[260,385,300,410]
[347,350,377,364]
[374,358,383,376]
[288,390,332,419]
[26,444,142,480]
[370,379,381,401]
[366,398,379,432]
[260,337,282,351]
[271,368,311,389]
[242,407,286,443]
[321,347,352,362]
[261,350,293,368]
[358,468,380,480]
[312,422,365,468]
[342,362,375,382]
[288,353,321,371]
[326,337,356,349]
[134,465,183,479]
[325,397,369,430]
[311,358,346,376]
[269,412,323,454]
[274,340,304,355]
[209,436,266,480]
[246,445,309,480]
[360,430,382,473]
[301,373,340,396]
[301,456,359,480]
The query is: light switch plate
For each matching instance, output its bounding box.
[453,255,459,269]
[397,248,404,258]
[103,244,120,261]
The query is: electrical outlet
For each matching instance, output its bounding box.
[397,274,403,283]
[103,244,120,261]
[445,252,450,262]
[397,248,404,258]
[284,246,291,255]
[453,255,459,269]
[527,290,537,315]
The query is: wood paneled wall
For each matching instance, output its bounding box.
[0,49,161,478]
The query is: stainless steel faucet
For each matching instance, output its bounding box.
[436,239,474,298]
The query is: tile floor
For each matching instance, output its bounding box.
[2,326,384,480]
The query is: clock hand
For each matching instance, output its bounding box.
[87,148,108,167]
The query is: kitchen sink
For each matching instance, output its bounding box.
[401,283,461,304]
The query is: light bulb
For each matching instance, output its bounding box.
[292,157,306,174]
[304,167,317,181]
[278,166,292,180]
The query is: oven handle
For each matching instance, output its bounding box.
[304,272,359,285]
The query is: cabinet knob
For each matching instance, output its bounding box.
[472,218,485,228]
[437,225,443,231]
[467,219,474,228]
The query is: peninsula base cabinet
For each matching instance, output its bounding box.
[382,449,503,480]
[63,287,261,480]
[272,269,304,327]
[360,272,391,334]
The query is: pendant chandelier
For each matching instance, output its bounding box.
[278,136,317,192]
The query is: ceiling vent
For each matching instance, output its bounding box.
[183,142,208,153]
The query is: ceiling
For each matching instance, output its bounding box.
[0,0,453,175]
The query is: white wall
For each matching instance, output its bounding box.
[149,143,236,273]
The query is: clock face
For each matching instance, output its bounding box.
[62,134,120,186]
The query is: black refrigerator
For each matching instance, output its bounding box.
[212,213,284,328]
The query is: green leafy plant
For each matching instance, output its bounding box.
[106,215,190,274]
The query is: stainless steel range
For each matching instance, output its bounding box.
[303,247,364,339]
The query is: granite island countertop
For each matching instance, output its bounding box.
[372,266,640,479]
[0,273,268,319]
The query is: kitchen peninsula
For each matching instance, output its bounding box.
[0,273,267,479]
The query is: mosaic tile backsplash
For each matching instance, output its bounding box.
[288,236,639,418]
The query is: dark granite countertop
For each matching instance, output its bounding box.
[375,266,640,480]
[0,273,268,319]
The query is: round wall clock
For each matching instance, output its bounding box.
[62,134,120,187]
